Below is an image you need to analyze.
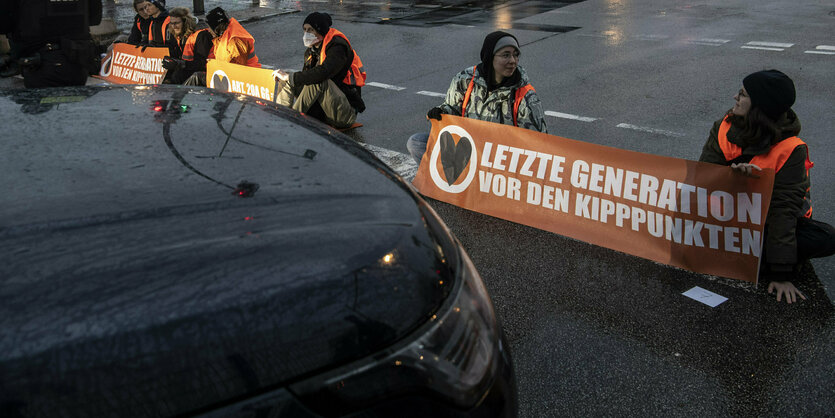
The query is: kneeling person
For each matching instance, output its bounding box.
[273,12,366,129]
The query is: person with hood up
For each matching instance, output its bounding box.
[272,12,366,129]
[699,69,835,304]
[145,0,169,47]
[406,31,547,164]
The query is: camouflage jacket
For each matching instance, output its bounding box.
[438,65,547,133]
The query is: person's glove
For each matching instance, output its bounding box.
[161,57,186,70]
[427,106,444,120]
[272,69,290,82]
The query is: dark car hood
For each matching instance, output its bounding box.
[0,86,452,415]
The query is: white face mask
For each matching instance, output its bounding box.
[303,32,319,47]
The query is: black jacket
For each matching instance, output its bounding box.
[292,36,365,112]
[147,10,169,47]
[167,29,213,84]
[127,14,151,45]
[699,110,809,271]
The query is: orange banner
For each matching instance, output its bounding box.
[206,59,278,102]
[412,116,775,283]
[98,43,169,84]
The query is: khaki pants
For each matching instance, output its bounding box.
[277,78,356,129]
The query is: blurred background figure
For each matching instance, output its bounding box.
[0,0,102,88]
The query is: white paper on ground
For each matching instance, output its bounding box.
[682,286,728,307]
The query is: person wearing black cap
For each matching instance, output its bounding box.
[272,12,366,129]
[700,69,835,304]
[181,7,259,86]
[144,0,170,47]
[406,31,547,164]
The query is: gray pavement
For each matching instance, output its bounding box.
[3,0,833,416]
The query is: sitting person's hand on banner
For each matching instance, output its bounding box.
[730,162,762,178]
[272,69,290,82]
[161,56,185,71]
[426,106,444,120]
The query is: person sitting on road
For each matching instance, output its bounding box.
[126,0,152,46]
[272,12,366,130]
[182,7,260,86]
[161,7,212,84]
[206,7,260,67]
[145,0,170,47]
[699,69,835,304]
[406,30,547,164]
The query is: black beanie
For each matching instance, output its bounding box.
[149,0,166,11]
[742,69,796,120]
[206,7,230,32]
[304,12,332,36]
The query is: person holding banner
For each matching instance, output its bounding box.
[181,7,260,86]
[162,7,211,84]
[406,31,547,164]
[699,69,835,303]
[145,0,170,47]
[126,0,152,46]
[272,12,366,130]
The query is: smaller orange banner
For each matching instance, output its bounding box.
[206,59,279,102]
[98,43,169,84]
[412,116,776,283]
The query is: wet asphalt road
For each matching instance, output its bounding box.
[246,1,835,416]
[4,0,834,416]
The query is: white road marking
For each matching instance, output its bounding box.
[545,111,598,122]
[746,41,794,48]
[361,143,418,181]
[805,45,835,55]
[367,81,407,91]
[416,91,446,98]
[635,34,669,41]
[616,123,685,138]
[687,38,730,46]
[741,45,784,51]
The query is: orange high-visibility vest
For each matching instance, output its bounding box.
[148,15,170,44]
[319,28,366,87]
[181,29,210,61]
[209,18,260,68]
[717,115,814,217]
[461,65,535,127]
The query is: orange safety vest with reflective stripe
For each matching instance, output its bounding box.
[319,28,366,87]
[181,29,209,61]
[461,66,535,127]
[717,115,814,218]
[209,18,260,67]
[148,15,170,45]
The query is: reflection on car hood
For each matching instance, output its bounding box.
[0,86,451,415]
